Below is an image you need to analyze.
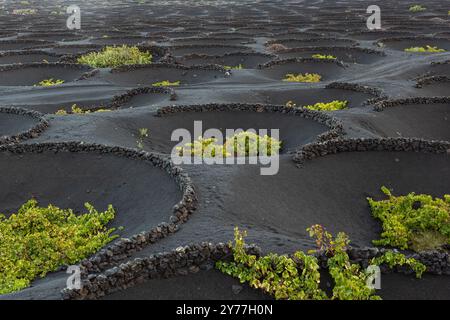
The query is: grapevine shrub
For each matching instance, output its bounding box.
[217,225,426,300]
[285,100,348,111]
[35,78,65,86]
[312,54,336,60]
[283,73,322,83]
[304,100,348,111]
[177,131,282,158]
[368,187,450,251]
[370,251,426,277]
[77,45,152,68]
[55,104,110,115]
[405,45,446,53]
[12,8,37,15]
[216,228,327,300]
[409,5,426,12]
[0,200,118,294]
[152,80,180,87]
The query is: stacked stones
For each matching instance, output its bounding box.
[110,61,227,73]
[258,56,346,69]
[293,137,450,165]
[0,142,198,274]
[374,97,450,111]
[61,242,449,300]
[62,242,261,300]
[108,86,177,109]
[156,103,345,143]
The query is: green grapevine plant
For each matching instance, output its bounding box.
[283,73,322,83]
[368,186,450,251]
[217,225,426,300]
[409,5,426,12]
[0,199,118,294]
[77,45,152,68]
[404,45,445,53]
[303,100,348,111]
[35,78,65,86]
[152,80,180,87]
[177,131,282,158]
[312,54,337,60]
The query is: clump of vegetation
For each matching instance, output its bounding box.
[312,54,337,60]
[152,80,180,87]
[405,45,446,53]
[55,104,110,115]
[217,227,327,300]
[0,199,118,294]
[225,131,281,157]
[136,128,149,149]
[12,8,37,15]
[309,225,424,300]
[368,186,450,252]
[35,78,65,87]
[224,64,243,70]
[217,225,425,300]
[285,100,348,111]
[178,137,223,157]
[177,131,282,158]
[77,45,152,68]
[283,73,322,83]
[409,5,426,12]
[370,251,426,277]
[308,224,377,300]
[304,100,348,111]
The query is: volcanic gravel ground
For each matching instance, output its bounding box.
[103,269,450,300]
[0,111,39,136]
[102,269,271,300]
[0,0,449,300]
[0,150,182,238]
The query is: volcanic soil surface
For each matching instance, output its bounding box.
[0,0,449,300]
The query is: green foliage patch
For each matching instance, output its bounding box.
[285,100,348,111]
[368,186,450,251]
[152,80,180,87]
[217,227,327,300]
[409,5,426,12]
[35,78,65,87]
[177,131,282,158]
[217,225,425,300]
[283,73,322,83]
[304,100,348,111]
[405,45,446,53]
[12,8,37,15]
[370,251,426,276]
[77,45,152,68]
[0,199,118,294]
[312,54,337,60]
[55,104,110,115]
